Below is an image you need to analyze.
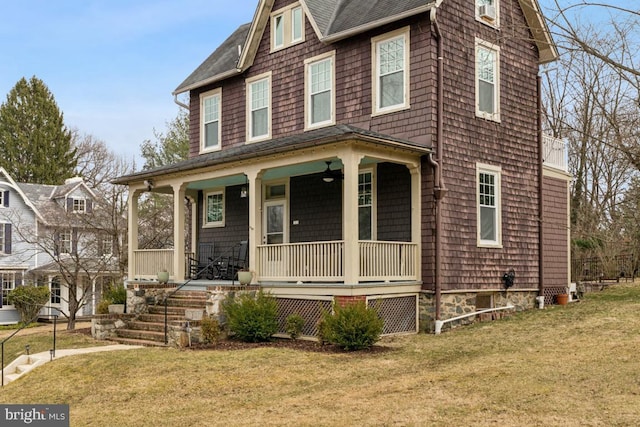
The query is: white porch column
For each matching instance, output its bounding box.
[246,169,263,280]
[127,189,141,280]
[172,183,187,280]
[409,164,422,281]
[339,150,363,285]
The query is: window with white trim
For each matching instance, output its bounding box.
[0,225,4,254]
[247,73,271,141]
[73,198,86,213]
[204,190,225,227]
[477,164,502,247]
[476,0,499,27]
[1,272,15,303]
[475,38,500,121]
[271,3,304,52]
[50,277,61,304]
[60,230,72,254]
[305,52,335,129]
[0,192,4,207]
[102,235,113,256]
[201,88,221,152]
[372,27,410,115]
[358,170,374,240]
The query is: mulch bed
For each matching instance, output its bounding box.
[186,337,394,354]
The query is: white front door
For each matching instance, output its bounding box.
[263,200,286,244]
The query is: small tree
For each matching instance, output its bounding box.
[7,286,51,324]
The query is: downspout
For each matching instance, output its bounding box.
[430,8,447,322]
[174,94,189,111]
[537,75,545,298]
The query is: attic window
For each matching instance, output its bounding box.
[73,198,86,213]
[270,3,305,52]
[476,0,499,27]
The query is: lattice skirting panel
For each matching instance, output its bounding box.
[543,286,568,305]
[275,297,332,337]
[368,294,418,335]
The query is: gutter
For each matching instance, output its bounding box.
[173,94,189,111]
[429,8,447,322]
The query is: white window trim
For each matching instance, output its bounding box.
[270,2,305,52]
[475,0,500,28]
[60,230,72,254]
[304,51,336,130]
[200,88,222,153]
[246,72,272,143]
[371,26,411,116]
[0,192,4,207]
[73,198,86,213]
[203,189,225,228]
[0,223,5,255]
[1,271,16,305]
[358,167,377,241]
[475,38,501,122]
[476,163,502,248]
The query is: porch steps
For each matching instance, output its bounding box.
[107,290,208,347]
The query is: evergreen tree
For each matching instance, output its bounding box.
[0,76,77,184]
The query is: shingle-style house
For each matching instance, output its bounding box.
[0,168,120,324]
[115,0,570,334]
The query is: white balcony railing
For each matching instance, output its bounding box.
[359,241,418,281]
[543,134,568,172]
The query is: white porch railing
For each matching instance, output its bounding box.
[543,134,568,172]
[256,240,418,282]
[359,241,418,281]
[132,249,173,280]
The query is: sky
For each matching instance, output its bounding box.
[0,0,258,167]
[0,0,616,169]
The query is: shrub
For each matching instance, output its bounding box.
[285,313,305,339]
[96,299,111,315]
[200,316,222,344]
[318,301,384,351]
[103,283,127,304]
[222,291,278,342]
[7,285,50,324]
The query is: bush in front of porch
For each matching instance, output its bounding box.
[222,290,278,342]
[318,301,383,351]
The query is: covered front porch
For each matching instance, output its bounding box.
[123,128,429,290]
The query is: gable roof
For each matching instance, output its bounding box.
[173,0,557,95]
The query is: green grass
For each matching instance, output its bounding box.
[2,284,640,426]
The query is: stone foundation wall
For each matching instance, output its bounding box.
[419,290,538,333]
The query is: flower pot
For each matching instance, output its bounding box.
[556,293,569,306]
[157,271,170,284]
[108,304,125,314]
[237,271,253,285]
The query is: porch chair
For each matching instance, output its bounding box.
[189,242,215,279]
[213,241,248,280]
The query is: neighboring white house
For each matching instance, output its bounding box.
[0,168,121,324]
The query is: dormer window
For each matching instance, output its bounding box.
[271,3,305,52]
[73,198,86,213]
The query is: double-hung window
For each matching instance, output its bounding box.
[358,170,375,240]
[247,73,271,142]
[271,3,304,51]
[50,277,61,304]
[204,190,225,228]
[201,89,221,152]
[305,51,335,129]
[372,27,410,115]
[475,38,500,121]
[60,230,72,255]
[1,272,15,304]
[477,164,502,247]
[73,198,86,213]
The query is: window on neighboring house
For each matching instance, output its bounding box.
[201,89,221,152]
[271,3,304,51]
[1,271,15,304]
[50,277,61,304]
[305,52,335,129]
[0,190,8,207]
[247,73,271,141]
[60,230,72,254]
[477,164,502,247]
[476,0,499,26]
[476,38,500,121]
[0,223,10,255]
[372,27,410,115]
[101,235,113,256]
[358,170,374,240]
[73,198,86,213]
[204,190,224,227]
